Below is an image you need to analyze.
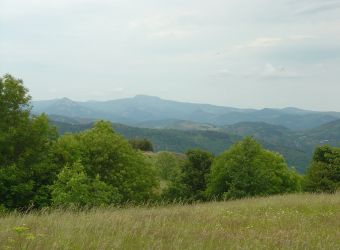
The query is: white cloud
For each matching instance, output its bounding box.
[288,35,314,41]
[294,0,340,15]
[235,35,313,51]
[260,63,302,79]
[214,63,303,80]
[236,37,283,49]
[110,87,124,93]
[128,12,196,39]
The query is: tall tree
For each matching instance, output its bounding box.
[182,149,214,200]
[0,74,58,209]
[304,145,340,193]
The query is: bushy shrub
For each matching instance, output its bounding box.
[207,137,300,200]
[51,162,121,207]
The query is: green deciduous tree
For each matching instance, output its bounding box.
[0,74,31,165]
[304,145,340,193]
[52,121,159,203]
[182,149,214,200]
[207,137,300,200]
[0,75,58,209]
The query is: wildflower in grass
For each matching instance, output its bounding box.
[25,233,36,240]
[13,226,30,234]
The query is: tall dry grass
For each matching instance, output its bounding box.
[0,193,339,249]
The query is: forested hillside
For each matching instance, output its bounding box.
[49,116,340,172]
[51,120,241,157]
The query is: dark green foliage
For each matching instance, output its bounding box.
[182,149,214,200]
[207,137,301,200]
[0,75,58,209]
[129,138,154,152]
[51,121,158,203]
[152,150,214,201]
[304,145,340,193]
[51,161,121,207]
[0,74,31,166]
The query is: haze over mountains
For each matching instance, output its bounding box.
[32,95,340,172]
[33,95,340,130]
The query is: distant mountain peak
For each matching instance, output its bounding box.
[58,97,74,102]
[60,97,72,101]
[55,97,79,105]
[133,95,161,100]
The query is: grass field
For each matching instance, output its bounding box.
[0,193,339,250]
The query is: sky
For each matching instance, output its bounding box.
[1,0,340,111]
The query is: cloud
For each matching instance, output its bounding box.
[128,12,196,39]
[236,37,283,49]
[260,63,302,79]
[213,63,302,80]
[288,35,314,41]
[110,87,124,93]
[1,0,340,111]
[294,0,340,15]
[213,68,234,78]
[235,35,313,51]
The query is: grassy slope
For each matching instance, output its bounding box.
[1,193,339,250]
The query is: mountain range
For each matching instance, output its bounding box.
[32,95,340,130]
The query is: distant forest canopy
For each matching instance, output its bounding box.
[50,116,340,173]
[0,74,339,210]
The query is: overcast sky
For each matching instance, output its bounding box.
[1,0,340,111]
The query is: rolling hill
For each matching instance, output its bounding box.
[51,120,241,156]
[304,119,340,146]
[135,119,219,131]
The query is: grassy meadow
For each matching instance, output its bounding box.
[0,193,339,250]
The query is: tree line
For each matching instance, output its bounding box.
[0,74,339,210]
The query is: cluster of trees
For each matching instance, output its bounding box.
[152,139,301,202]
[0,74,339,210]
[129,138,154,152]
